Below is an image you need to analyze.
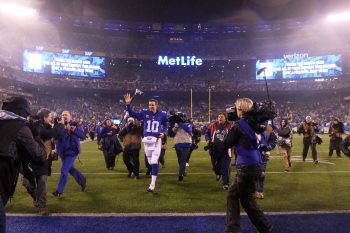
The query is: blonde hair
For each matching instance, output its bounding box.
[235,98,254,113]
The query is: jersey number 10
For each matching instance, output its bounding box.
[146,120,160,133]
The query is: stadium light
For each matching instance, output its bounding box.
[0,3,36,16]
[326,12,350,22]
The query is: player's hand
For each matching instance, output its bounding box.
[124,93,133,104]
[159,133,165,138]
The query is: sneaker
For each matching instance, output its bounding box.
[284,169,289,173]
[178,175,184,181]
[186,163,190,167]
[255,192,264,199]
[147,187,154,193]
[38,208,49,216]
[223,185,229,190]
[81,177,87,192]
[216,175,222,181]
[314,160,318,164]
[52,191,62,197]
[128,171,133,178]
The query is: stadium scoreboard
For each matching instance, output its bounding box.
[23,47,106,78]
[256,53,342,80]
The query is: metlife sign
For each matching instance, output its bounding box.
[157,56,203,66]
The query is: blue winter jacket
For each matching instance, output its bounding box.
[56,125,86,157]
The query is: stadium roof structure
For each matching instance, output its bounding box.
[39,0,350,24]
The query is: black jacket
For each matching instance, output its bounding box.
[26,121,63,176]
[0,112,46,205]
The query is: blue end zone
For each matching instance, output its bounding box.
[6,213,350,233]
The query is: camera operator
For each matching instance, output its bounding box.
[22,108,63,215]
[328,118,344,158]
[100,119,121,170]
[0,97,46,233]
[52,111,87,197]
[224,98,272,233]
[119,117,143,179]
[277,119,293,172]
[297,116,319,164]
[205,113,232,190]
[170,113,193,181]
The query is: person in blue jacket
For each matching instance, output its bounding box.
[52,111,87,197]
[124,94,168,192]
[170,113,192,181]
[256,124,277,199]
[224,98,272,233]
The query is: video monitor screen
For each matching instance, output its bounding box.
[23,49,106,78]
[256,54,342,80]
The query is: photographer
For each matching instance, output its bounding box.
[0,97,46,232]
[224,98,272,233]
[100,119,121,170]
[22,108,63,215]
[119,117,143,179]
[52,111,87,197]
[297,116,319,164]
[171,113,192,181]
[277,119,293,172]
[205,113,232,190]
[328,118,344,158]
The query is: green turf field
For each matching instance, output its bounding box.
[5,134,350,213]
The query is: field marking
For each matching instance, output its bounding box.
[6,210,350,217]
[50,170,350,176]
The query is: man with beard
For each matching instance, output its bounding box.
[328,118,344,158]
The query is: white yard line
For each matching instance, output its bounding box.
[6,210,350,217]
[50,170,350,175]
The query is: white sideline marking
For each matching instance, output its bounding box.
[6,210,350,217]
[50,170,350,176]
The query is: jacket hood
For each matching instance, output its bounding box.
[0,110,26,121]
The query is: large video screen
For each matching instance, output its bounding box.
[23,49,106,78]
[256,54,342,80]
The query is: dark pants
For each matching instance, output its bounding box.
[211,151,231,185]
[22,175,48,208]
[175,147,190,176]
[123,149,140,176]
[0,199,5,233]
[256,163,267,193]
[89,132,95,141]
[186,147,195,163]
[329,138,342,157]
[302,143,317,161]
[103,150,116,169]
[159,149,166,166]
[226,165,272,233]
